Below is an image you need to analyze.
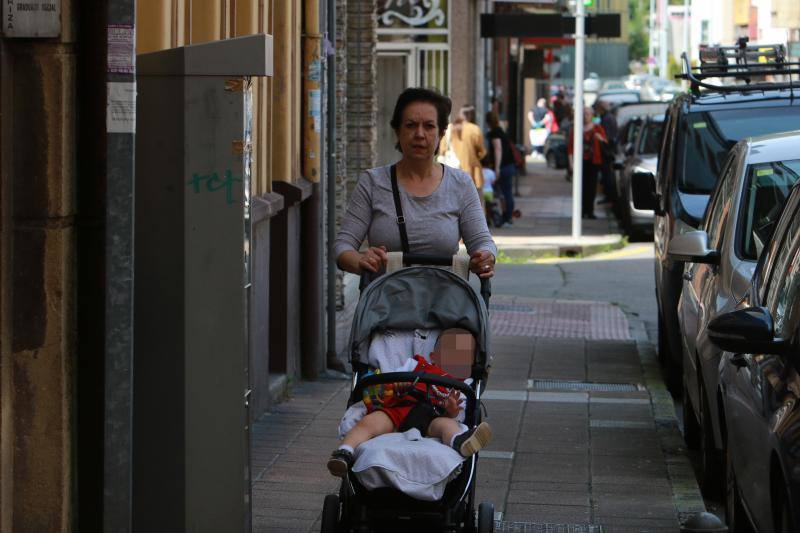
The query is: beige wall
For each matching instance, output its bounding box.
[136,0,298,194]
[773,0,800,28]
[1,1,78,530]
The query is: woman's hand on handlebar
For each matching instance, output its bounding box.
[358,246,388,273]
[470,250,495,279]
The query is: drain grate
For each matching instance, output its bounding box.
[495,522,604,533]
[530,379,640,392]
[489,304,536,313]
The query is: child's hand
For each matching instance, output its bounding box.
[444,390,461,418]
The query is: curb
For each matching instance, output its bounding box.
[627,316,707,528]
[497,234,626,262]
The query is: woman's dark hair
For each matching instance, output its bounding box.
[390,87,452,151]
[485,111,501,130]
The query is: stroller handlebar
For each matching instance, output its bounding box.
[357,253,493,307]
[351,371,477,404]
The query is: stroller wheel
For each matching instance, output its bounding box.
[321,494,340,533]
[477,502,494,533]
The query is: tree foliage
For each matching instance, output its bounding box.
[628,0,649,61]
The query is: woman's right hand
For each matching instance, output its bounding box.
[358,246,388,273]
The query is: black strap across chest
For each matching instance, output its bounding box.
[389,164,410,254]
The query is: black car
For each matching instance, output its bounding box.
[645,41,800,391]
[707,180,800,532]
[615,114,663,240]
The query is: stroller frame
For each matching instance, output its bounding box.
[322,254,495,533]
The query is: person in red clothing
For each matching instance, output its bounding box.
[326,329,492,477]
[567,106,609,219]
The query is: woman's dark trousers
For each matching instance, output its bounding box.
[582,161,599,216]
[498,163,516,223]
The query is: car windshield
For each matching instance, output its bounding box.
[638,121,663,155]
[679,106,800,194]
[739,159,800,260]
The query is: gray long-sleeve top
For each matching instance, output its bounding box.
[333,164,497,260]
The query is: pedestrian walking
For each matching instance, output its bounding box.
[485,111,516,227]
[552,92,568,129]
[527,98,554,158]
[333,87,497,280]
[567,106,608,219]
[593,100,619,206]
[440,105,487,193]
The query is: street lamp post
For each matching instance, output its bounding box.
[572,0,586,239]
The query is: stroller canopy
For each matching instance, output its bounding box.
[348,267,490,367]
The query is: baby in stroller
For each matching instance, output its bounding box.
[327,328,493,478]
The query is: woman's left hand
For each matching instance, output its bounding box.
[470,250,495,279]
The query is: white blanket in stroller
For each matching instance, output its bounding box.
[340,328,469,501]
[352,429,464,501]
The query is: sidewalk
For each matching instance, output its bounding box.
[492,158,624,261]
[251,298,704,533]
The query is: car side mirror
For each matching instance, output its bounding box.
[631,171,657,211]
[667,231,720,264]
[708,306,790,354]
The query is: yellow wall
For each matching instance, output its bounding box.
[733,0,750,26]
[136,0,301,194]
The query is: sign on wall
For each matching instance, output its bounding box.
[3,0,60,38]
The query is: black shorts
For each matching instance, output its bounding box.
[398,403,440,436]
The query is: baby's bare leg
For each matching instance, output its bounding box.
[427,416,462,446]
[342,410,394,449]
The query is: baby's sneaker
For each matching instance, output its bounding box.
[327,449,354,478]
[452,422,492,458]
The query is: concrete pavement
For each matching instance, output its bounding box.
[251,298,703,532]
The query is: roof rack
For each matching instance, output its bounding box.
[676,37,800,96]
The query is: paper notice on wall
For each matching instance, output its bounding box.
[107,82,136,134]
[309,89,321,133]
[108,24,135,74]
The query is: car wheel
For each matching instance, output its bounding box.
[658,314,681,394]
[546,151,556,169]
[681,378,701,450]
[699,381,724,499]
[321,494,340,533]
[725,438,753,532]
[477,502,494,533]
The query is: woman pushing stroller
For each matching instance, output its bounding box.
[332,87,497,280]
[330,87,498,477]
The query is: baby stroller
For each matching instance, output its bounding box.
[321,252,495,533]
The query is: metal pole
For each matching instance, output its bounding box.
[105,0,135,530]
[572,0,585,240]
[683,0,690,62]
[648,0,656,75]
[659,0,668,78]
[325,0,338,367]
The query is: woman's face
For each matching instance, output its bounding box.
[583,108,594,125]
[396,101,441,162]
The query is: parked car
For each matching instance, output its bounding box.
[596,89,641,107]
[613,101,669,134]
[706,177,800,532]
[669,132,800,497]
[646,44,800,392]
[615,115,664,240]
[543,132,568,170]
[601,80,627,91]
